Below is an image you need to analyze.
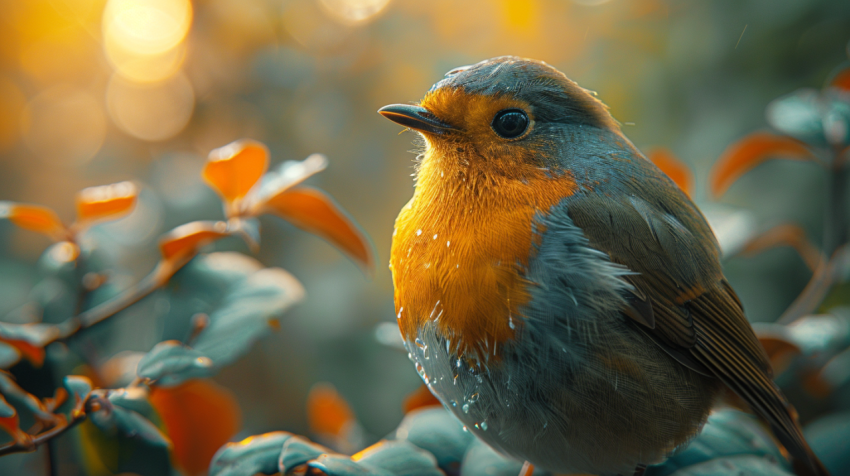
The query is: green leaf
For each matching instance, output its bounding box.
[645,409,790,476]
[0,321,59,350]
[136,340,214,387]
[63,375,92,407]
[822,91,850,146]
[279,436,331,474]
[161,252,265,346]
[395,407,473,472]
[0,393,14,418]
[787,312,850,358]
[0,371,52,420]
[766,89,827,147]
[0,343,21,369]
[665,456,794,476]
[209,431,294,476]
[192,268,304,367]
[805,411,850,475]
[459,439,526,476]
[170,251,263,296]
[353,440,442,476]
[89,389,171,448]
[309,454,393,476]
[229,217,261,252]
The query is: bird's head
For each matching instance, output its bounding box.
[379,56,622,175]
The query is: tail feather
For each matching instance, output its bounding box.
[767,403,830,476]
[689,292,830,476]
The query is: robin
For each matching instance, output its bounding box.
[379,57,828,476]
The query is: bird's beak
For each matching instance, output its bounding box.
[378,104,456,134]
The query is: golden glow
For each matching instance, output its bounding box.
[103,0,192,55]
[106,73,194,141]
[282,0,354,52]
[104,40,186,83]
[0,77,26,153]
[21,85,106,165]
[318,0,392,25]
[102,0,192,82]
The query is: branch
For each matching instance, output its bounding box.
[0,389,94,458]
[0,414,85,457]
[52,257,192,343]
[738,223,824,272]
[824,144,849,255]
[778,244,849,324]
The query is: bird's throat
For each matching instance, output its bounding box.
[390,149,579,359]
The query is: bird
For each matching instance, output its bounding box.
[378,56,828,476]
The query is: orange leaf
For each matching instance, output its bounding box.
[741,223,823,272]
[75,181,138,226]
[0,413,19,437]
[710,132,814,198]
[262,187,374,274]
[647,148,693,198]
[0,413,28,446]
[158,221,230,262]
[203,140,268,205]
[148,379,242,476]
[757,335,801,375]
[830,67,850,92]
[307,383,355,438]
[402,384,441,414]
[802,372,832,399]
[0,338,44,367]
[0,203,66,240]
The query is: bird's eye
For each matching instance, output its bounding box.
[491,109,529,139]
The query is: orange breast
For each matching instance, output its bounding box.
[390,149,578,358]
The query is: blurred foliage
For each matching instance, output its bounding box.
[0,0,849,475]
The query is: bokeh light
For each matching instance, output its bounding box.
[0,77,25,153]
[21,85,106,165]
[106,72,194,141]
[103,0,192,56]
[282,0,358,52]
[105,39,187,83]
[103,0,192,82]
[318,0,392,25]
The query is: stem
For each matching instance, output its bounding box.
[0,414,85,458]
[52,258,190,343]
[46,439,57,476]
[824,146,848,256]
[780,146,850,324]
[779,244,847,324]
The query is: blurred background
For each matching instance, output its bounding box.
[0,0,848,469]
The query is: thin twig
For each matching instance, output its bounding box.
[51,257,191,343]
[739,223,824,272]
[0,413,85,457]
[778,244,848,324]
[0,390,106,458]
[824,145,848,255]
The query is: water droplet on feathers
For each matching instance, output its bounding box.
[415,362,429,383]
